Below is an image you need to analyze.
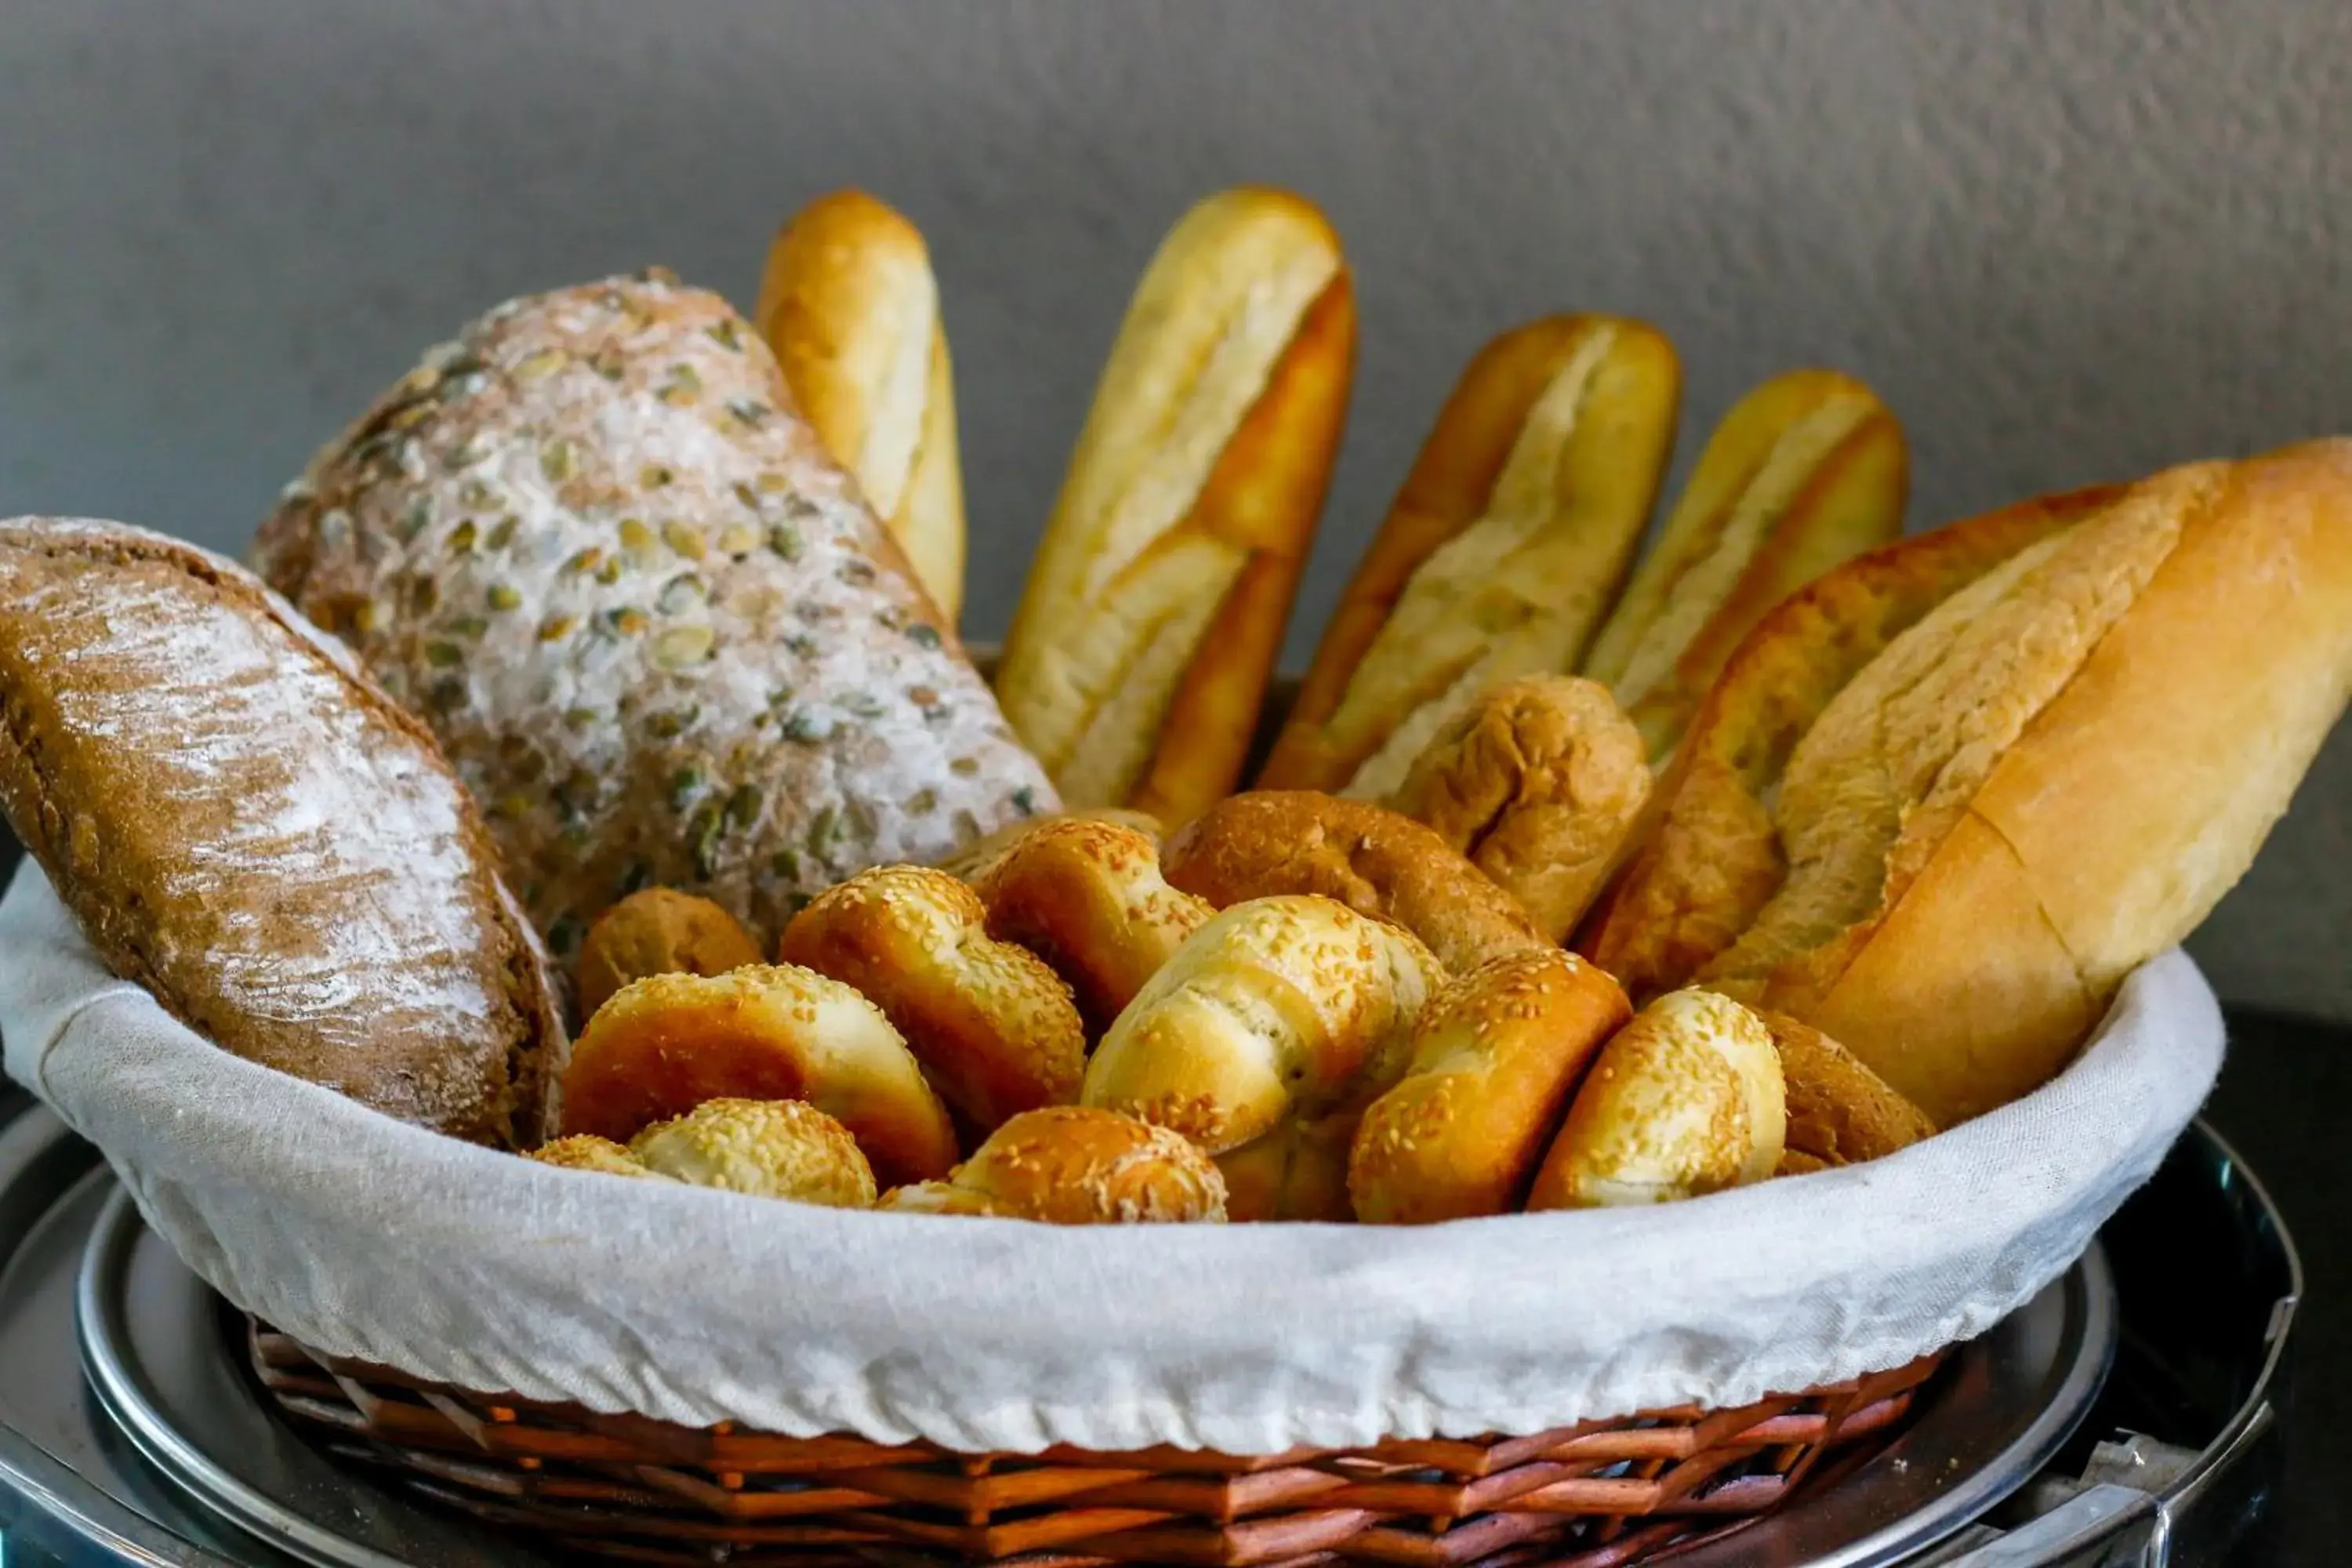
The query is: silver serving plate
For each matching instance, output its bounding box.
[0,1084,2298,1567]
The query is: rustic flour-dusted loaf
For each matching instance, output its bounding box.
[0,518,568,1146]
[252,270,1054,955]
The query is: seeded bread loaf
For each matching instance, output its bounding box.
[252,272,1055,956]
[0,518,567,1146]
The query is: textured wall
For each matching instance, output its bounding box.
[3,0,2350,1016]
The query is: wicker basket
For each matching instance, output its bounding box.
[249,1321,1943,1566]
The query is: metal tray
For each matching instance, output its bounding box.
[0,1083,2298,1566]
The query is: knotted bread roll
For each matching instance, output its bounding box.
[879,1106,1226,1223]
[628,1097,877,1207]
[780,865,1087,1137]
[1526,988,1785,1210]
[1349,948,1631,1224]
[971,816,1212,1036]
[557,964,958,1188]
[1082,895,1444,1221]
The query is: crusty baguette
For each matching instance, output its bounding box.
[1160,790,1546,975]
[1349,949,1631,1224]
[1580,368,1908,759]
[1385,673,1652,942]
[755,190,966,622]
[0,518,567,1147]
[1705,444,2352,1123]
[1577,487,2114,1003]
[1259,315,1678,797]
[252,273,1054,956]
[996,187,1355,824]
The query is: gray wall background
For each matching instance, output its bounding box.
[4,0,2349,1018]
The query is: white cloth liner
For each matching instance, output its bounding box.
[0,862,2222,1456]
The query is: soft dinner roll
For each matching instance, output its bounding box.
[779,865,1086,1136]
[1083,895,1444,1221]
[528,1134,672,1179]
[629,1097,877,1207]
[1385,674,1652,942]
[1160,790,1546,975]
[879,1105,1227,1224]
[1260,314,1679,797]
[1759,1011,1936,1169]
[970,817,1212,1037]
[933,806,1163,883]
[996,187,1355,823]
[1577,488,2107,1004]
[1349,949,1632,1225]
[755,189,967,622]
[1581,368,1907,760]
[575,887,765,1022]
[1526,988,1785,1210]
[556,964,958,1188]
[1705,444,2352,1123]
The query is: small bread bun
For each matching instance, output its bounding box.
[1759,1011,1936,1167]
[575,887,766,1021]
[971,817,1212,1036]
[779,865,1086,1136]
[755,190,966,622]
[933,807,1163,883]
[1525,989,1785,1210]
[1260,314,1679,798]
[629,1097,877,1207]
[1577,488,2109,1005]
[1348,949,1631,1224]
[1081,895,1443,1220]
[878,1105,1226,1223]
[996,187,1355,823]
[1581,368,1908,759]
[1385,675,1652,942]
[557,964,958,1188]
[1160,790,1545,975]
[528,1134,673,1179]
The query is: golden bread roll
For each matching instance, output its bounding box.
[969,817,1212,1036]
[1526,988,1785,1209]
[1700,444,2352,1123]
[252,273,1052,958]
[1385,674,1652,942]
[556,964,958,1187]
[878,1105,1226,1223]
[1160,790,1546,975]
[1759,1012,1936,1168]
[1581,368,1908,759]
[1349,949,1631,1225]
[1260,314,1679,797]
[575,887,765,1021]
[0,519,568,1148]
[528,1134,673,1179]
[754,190,965,622]
[1777,1149,1832,1178]
[1082,895,1443,1220]
[628,1097,877,1207]
[933,806,1163,883]
[1577,488,2110,1003]
[779,865,1086,1136]
[996,187,1355,824]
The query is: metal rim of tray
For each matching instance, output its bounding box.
[71,1175,2118,1568]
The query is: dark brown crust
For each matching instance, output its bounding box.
[0,520,567,1146]
[1759,1011,1939,1162]
[1160,790,1546,975]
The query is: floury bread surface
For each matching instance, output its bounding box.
[0,518,567,1146]
[252,271,1054,954]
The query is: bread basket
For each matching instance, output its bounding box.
[0,659,2225,1568]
